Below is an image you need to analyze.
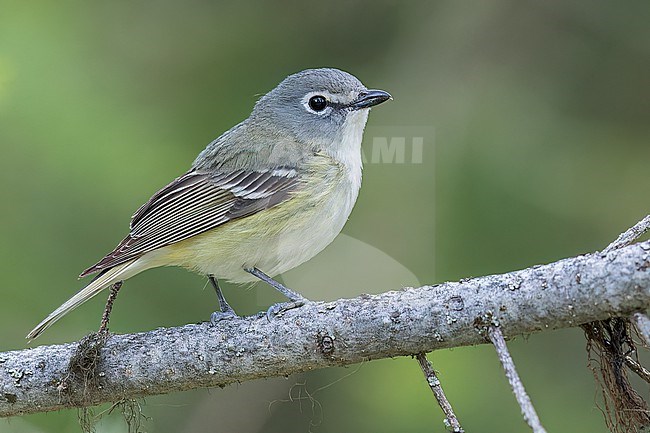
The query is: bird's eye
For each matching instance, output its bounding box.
[308,95,328,112]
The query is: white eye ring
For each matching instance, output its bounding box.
[302,91,335,115]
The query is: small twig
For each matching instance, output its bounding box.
[624,356,650,383]
[415,353,464,433]
[603,215,650,254]
[487,325,547,433]
[98,282,122,334]
[632,312,650,347]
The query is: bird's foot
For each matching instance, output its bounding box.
[210,309,239,325]
[266,299,306,321]
[208,274,239,325]
[243,267,310,320]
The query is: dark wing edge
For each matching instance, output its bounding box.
[79,168,300,277]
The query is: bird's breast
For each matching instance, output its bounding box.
[162,153,362,283]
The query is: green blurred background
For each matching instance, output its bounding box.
[1,1,649,432]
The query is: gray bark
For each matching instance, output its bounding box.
[487,325,547,433]
[1,240,649,418]
[416,353,464,432]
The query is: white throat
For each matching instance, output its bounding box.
[328,109,369,191]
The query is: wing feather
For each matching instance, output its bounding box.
[80,168,299,277]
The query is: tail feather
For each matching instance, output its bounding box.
[27,259,138,340]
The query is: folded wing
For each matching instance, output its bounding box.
[80,168,300,277]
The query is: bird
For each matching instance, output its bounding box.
[27,68,391,339]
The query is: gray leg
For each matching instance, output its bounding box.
[244,267,308,318]
[208,275,238,324]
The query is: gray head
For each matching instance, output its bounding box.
[249,68,391,152]
[194,68,390,172]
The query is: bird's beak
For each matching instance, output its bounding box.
[350,89,392,110]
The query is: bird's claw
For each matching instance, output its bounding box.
[266,300,306,321]
[210,310,238,326]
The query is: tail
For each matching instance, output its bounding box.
[27,259,141,340]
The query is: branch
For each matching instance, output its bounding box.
[415,353,464,432]
[1,240,649,418]
[579,216,650,431]
[603,215,650,254]
[487,325,547,433]
[632,312,650,346]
